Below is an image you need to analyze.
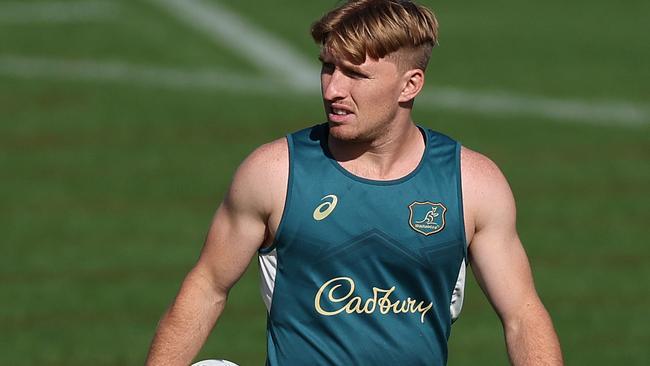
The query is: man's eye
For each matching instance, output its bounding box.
[343,70,366,79]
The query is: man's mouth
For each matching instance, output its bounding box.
[331,108,351,116]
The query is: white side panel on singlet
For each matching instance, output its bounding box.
[258,249,277,313]
[450,259,466,322]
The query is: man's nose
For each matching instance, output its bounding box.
[322,70,349,101]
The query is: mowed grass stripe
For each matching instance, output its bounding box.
[1,54,648,126]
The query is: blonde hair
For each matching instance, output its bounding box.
[311,0,439,71]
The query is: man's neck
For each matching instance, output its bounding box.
[328,121,425,181]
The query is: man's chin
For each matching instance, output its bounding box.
[328,122,360,141]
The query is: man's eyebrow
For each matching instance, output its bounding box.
[340,63,367,75]
[317,56,369,76]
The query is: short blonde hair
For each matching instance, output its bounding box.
[311,0,439,70]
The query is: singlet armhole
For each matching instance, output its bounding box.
[259,134,294,254]
[456,142,469,261]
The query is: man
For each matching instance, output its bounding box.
[146,0,563,365]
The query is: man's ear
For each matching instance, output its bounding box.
[399,69,425,103]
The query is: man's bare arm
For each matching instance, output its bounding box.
[145,140,288,366]
[462,147,563,365]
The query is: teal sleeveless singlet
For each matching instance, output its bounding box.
[258,123,467,365]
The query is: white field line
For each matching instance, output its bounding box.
[418,87,650,127]
[1,55,648,126]
[143,0,647,126]
[0,1,119,24]
[0,55,282,94]
[147,0,319,90]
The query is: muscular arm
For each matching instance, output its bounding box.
[145,139,288,366]
[462,147,563,365]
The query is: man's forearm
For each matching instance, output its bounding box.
[504,304,563,365]
[146,269,226,366]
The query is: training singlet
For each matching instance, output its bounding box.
[258,124,467,365]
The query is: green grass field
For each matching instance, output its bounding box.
[1,0,648,365]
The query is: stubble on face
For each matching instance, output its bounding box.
[320,51,404,144]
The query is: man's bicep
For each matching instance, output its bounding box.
[199,198,267,289]
[469,229,538,321]
[193,139,288,295]
[464,149,540,321]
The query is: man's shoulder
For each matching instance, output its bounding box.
[225,137,289,212]
[460,146,503,182]
[233,122,325,190]
[246,137,288,165]
[460,146,516,229]
[460,145,512,198]
[235,137,288,183]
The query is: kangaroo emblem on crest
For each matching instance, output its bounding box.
[408,202,447,236]
[416,208,439,224]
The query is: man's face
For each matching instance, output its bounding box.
[319,49,405,142]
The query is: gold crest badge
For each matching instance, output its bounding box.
[408,201,447,236]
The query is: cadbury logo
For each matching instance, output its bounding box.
[314,277,433,323]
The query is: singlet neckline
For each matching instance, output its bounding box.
[321,125,429,186]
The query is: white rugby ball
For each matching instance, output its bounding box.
[191,360,239,366]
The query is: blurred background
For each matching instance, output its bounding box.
[1,0,648,364]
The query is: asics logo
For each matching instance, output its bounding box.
[313,194,338,221]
